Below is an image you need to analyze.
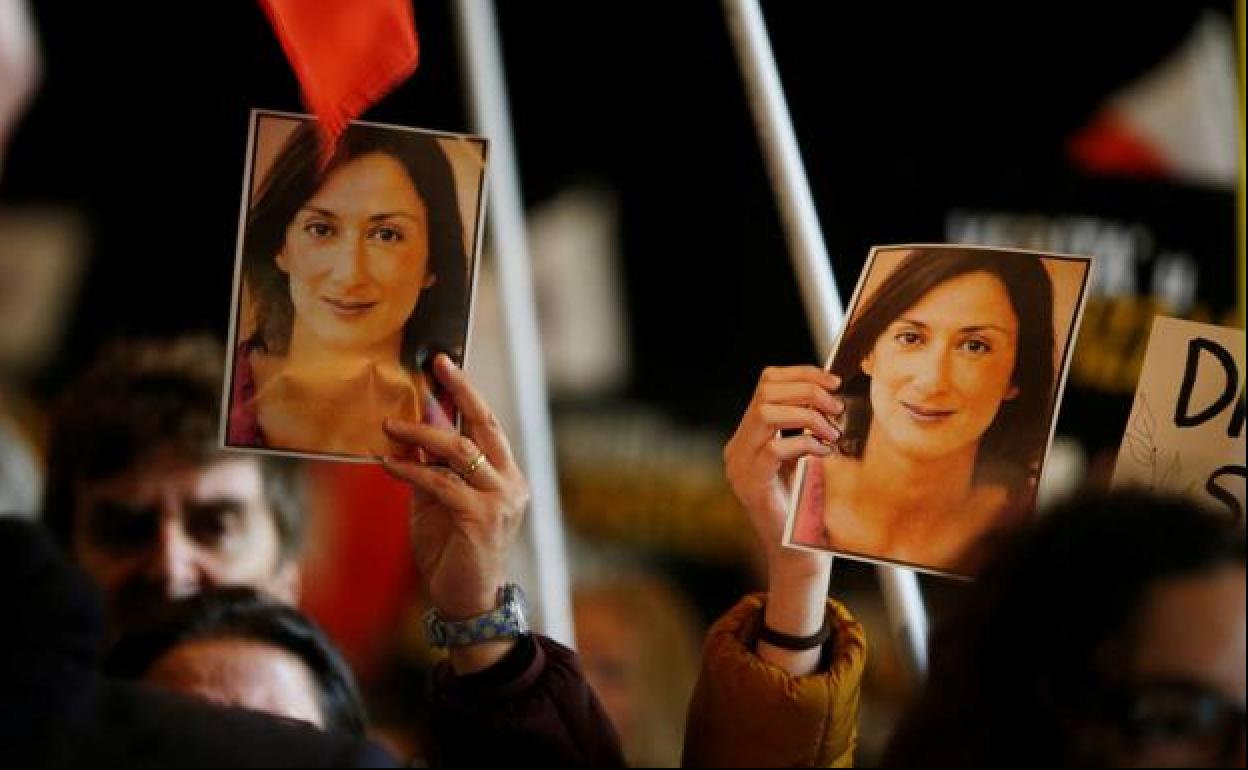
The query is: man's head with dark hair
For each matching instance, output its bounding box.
[885,491,1246,767]
[42,336,308,631]
[106,587,367,736]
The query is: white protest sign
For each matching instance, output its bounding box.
[1113,316,1245,523]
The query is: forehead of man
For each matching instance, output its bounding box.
[145,636,325,728]
[77,448,270,515]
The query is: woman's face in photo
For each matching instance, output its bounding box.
[277,151,432,354]
[862,271,1021,461]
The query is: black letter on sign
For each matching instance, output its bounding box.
[1229,390,1245,439]
[1174,338,1238,428]
[1205,465,1246,527]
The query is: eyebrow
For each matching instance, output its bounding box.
[367,211,422,223]
[185,497,247,514]
[895,318,1015,335]
[298,206,423,224]
[87,496,246,519]
[89,500,158,520]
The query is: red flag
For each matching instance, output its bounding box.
[299,462,416,683]
[1067,112,1169,180]
[1067,14,1238,187]
[260,0,419,156]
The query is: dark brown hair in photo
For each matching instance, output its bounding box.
[242,120,471,372]
[831,247,1056,496]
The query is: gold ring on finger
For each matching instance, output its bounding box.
[460,452,487,481]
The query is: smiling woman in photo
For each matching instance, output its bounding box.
[792,247,1061,574]
[228,119,475,458]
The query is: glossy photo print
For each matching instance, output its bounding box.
[222,110,488,461]
[784,245,1092,578]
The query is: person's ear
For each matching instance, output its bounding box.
[267,561,301,604]
[861,352,875,377]
[275,248,290,274]
[423,272,438,290]
[1004,383,1020,401]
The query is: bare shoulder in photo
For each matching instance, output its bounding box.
[221,109,488,462]
[785,244,1092,578]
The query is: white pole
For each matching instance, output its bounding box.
[878,566,929,675]
[722,0,843,353]
[723,0,929,676]
[453,0,575,647]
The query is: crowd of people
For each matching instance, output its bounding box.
[1,338,1242,767]
[0,9,1241,763]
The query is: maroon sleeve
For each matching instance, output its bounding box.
[428,635,627,767]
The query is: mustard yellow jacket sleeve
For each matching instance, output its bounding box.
[682,593,867,768]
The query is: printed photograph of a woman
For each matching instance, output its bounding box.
[786,245,1090,576]
[223,110,486,460]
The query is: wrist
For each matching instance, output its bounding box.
[756,586,831,676]
[432,577,505,621]
[448,638,517,675]
[768,556,831,596]
[425,582,528,661]
[765,564,830,638]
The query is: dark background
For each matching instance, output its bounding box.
[3,1,1236,438]
[3,8,1239,759]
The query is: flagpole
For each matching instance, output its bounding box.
[453,0,576,647]
[723,0,929,676]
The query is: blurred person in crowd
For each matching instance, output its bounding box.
[0,0,38,178]
[0,517,393,768]
[230,119,471,457]
[790,248,1058,574]
[686,364,1245,768]
[41,335,307,634]
[0,404,39,515]
[884,491,1245,767]
[106,587,367,736]
[573,569,703,767]
[15,343,624,765]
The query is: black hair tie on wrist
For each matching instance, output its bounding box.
[758,607,835,652]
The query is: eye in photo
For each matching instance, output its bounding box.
[222,110,488,462]
[785,244,1092,578]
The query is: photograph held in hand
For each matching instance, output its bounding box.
[222,109,487,462]
[786,244,1092,577]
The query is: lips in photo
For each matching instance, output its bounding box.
[322,296,378,317]
[902,401,956,423]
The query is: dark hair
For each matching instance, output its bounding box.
[884,491,1247,766]
[832,247,1056,491]
[105,587,367,736]
[243,120,471,370]
[42,336,306,561]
